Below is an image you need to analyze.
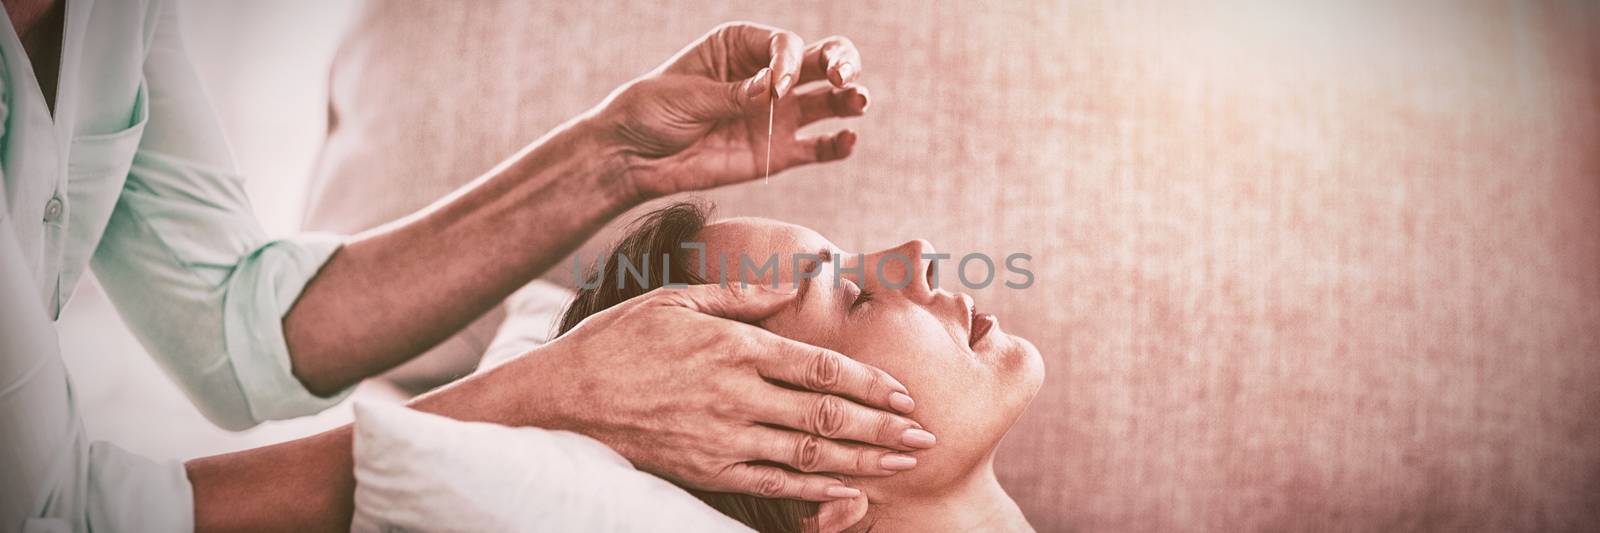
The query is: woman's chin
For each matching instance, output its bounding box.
[978,321,1047,396]
[1007,333,1047,396]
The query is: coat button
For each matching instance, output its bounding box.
[43,197,63,222]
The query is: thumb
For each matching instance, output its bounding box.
[655,282,796,323]
[676,67,773,123]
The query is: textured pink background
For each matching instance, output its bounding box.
[304,1,1600,530]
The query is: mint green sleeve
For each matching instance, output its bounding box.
[2,213,194,532]
[89,1,354,431]
[4,2,356,530]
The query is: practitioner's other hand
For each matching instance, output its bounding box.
[585,22,870,200]
[479,283,930,502]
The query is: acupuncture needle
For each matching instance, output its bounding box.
[764,86,775,185]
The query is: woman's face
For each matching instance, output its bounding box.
[697,218,1045,497]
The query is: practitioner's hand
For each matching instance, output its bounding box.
[584,22,870,200]
[491,283,932,501]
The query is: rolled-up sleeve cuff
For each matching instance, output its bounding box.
[84,442,194,532]
[221,232,352,422]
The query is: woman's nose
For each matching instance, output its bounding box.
[865,239,936,301]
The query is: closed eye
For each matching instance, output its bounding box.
[813,247,871,314]
[851,285,875,311]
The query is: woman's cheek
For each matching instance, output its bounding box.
[849,313,948,379]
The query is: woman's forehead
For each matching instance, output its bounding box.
[697,218,837,279]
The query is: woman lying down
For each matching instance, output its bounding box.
[559,201,1045,532]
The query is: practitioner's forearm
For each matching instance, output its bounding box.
[187,363,549,532]
[281,116,637,396]
[188,426,356,533]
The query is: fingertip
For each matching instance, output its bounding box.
[831,62,856,87]
[889,392,916,414]
[776,73,794,98]
[763,282,799,295]
[879,453,918,471]
[817,39,854,87]
[827,87,868,118]
[902,428,938,449]
[851,86,870,112]
[880,368,909,395]
[684,281,792,320]
[746,67,772,100]
[834,129,858,158]
[769,32,804,97]
[735,281,794,304]
[824,485,861,499]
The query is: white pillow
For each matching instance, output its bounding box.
[351,402,752,532]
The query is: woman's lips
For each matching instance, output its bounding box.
[969,308,996,348]
[957,293,996,349]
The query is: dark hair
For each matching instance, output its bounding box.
[558,201,818,532]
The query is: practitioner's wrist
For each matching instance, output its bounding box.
[523,113,645,211]
[405,348,560,429]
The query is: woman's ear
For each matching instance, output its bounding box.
[805,493,868,533]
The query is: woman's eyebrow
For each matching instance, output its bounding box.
[797,247,832,303]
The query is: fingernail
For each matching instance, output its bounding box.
[889,392,915,413]
[746,68,771,98]
[888,376,909,396]
[902,428,937,448]
[775,73,793,98]
[826,485,861,499]
[836,130,858,151]
[836,62,855,84]
[880,454,918,471]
